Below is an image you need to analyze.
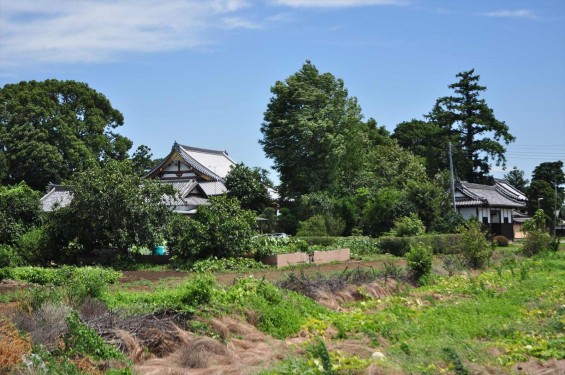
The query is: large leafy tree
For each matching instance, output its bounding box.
[426,69,515,183]
[44,161,174,259]
[392,119,457,178]
[526,161,564,226]
[0,79,132,190]
[225,163,271,212]
[260,61,366,199]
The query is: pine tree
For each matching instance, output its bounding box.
[427,69,515,183]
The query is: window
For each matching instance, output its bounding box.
[482,217,488,224]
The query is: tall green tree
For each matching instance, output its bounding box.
[392,119,456,178]
[260,61,366,199]
[0,80,132,190]
[426,69,515,183]
[44,161,174,260]
[504,167,529,193]
[526,161,564,226]
[225,163,271,212]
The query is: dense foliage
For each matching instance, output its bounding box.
[225,163,271,212]
[426,69,515,183]
[0,182,42,245]
[44,160,174,260]
[0,79,132,190]
[167,195,256,260]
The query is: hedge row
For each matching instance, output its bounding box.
[297,234,464,257]
[0,266,121,285]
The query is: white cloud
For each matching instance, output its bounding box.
[0,0,254,66]
[482,9,538,20]
[272,0,408,8]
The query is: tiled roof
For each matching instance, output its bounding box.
[199,181,227,196]
[455,180,527,209]
[40,185,72,211]
[146,143,235,181]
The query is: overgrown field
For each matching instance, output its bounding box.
[1,249,564,374]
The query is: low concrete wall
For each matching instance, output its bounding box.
[313,248,350,264]
[263,252,310,268]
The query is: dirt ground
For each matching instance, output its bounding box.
[120,258,407,286]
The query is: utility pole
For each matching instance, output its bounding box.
[448,142,457,212]
[554,181,558,238]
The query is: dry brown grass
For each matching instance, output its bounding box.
[0,318,32,371]
[13,302,71,350]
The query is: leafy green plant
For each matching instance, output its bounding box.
[0,244,24,267]
[406,243,433,283]
[458,220,493,268]
[297,215,329,237]
[189,257,270,273]
[389,213,426,237]
[335,236,378,257]
[169,195,256,261]
[178,273,216,306]
[523,210,551,256]
[252,236,309,259]
[307,338,335,375]
[64,311,123,360]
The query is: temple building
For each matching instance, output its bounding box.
[144,142,236,214]
[41,142,236,214]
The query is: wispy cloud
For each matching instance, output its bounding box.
[0,0,254,67]
[482,9,538,20]
[272,0,409,9]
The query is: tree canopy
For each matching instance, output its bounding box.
[426,69,514,183]
[260,61,367,199]
[526,161,564,224]
[225,163,271,212]
[44,161,173,259]
[0,79,132,190]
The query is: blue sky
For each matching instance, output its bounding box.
[1,0,564,184]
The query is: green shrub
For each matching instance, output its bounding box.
[0,244,24,267]
[378,236,411,256]
[296,215,328,236]
[523,210,551,257]
[406,243,433,282]
[523,231,551,257]
[493,235,509,247]
[17,227,47,264]
[168,196,256,260]
[390,213,426,237]
[178,273,217,306]
[458,220,493,268]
